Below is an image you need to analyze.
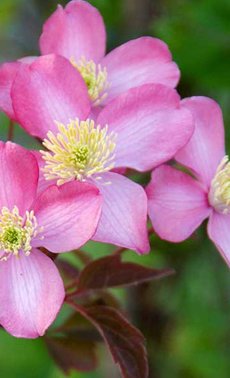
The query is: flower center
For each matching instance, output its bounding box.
[71,145,89,166]
[208,156,230,214]
[71,56,109,106]
[2,227,22,249]
[41,119,117,185]
[0,206,43,260]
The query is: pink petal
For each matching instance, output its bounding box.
[146,165,211,242]
[19,56,38,64]
[0,249,64,338]
[39,0,106,63]
[12,54,90,140]
[97,84,194,171]
[33,181,102,252]
[0,61,21,120]
[175,97,225,187]
[0,142,38,213]
[32,150,56,194]
[102,37,180,103]
[92,172,150,254]
[207,211,230,267]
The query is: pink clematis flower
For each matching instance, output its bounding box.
[39,0,180,108]
[0,0,180,120]
[146,96,230,267]
[0,141,102,338]
[11,55,194,254]
[0,57,39,120]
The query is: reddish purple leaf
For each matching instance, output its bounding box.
[45,334,97,373]
[72,303,149,378]
[56,259,79,282]
[77,254,173,292]
[55,311,101,341]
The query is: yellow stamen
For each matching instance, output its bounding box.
[0,206,43,260]
[41,119,117,185]
[209,155,230,214]
[71,56,109,105]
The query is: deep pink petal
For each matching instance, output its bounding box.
[207,211,230,267]
[102,37,180,103]
[0,142,38,213]
[175,97,225,187]
[0,249,64,338]
[12,54,90,139]
[92,172,150,254]
[0,61,21,120]
[33,181,102,252]
[97,84,194,171]
[39,0,106,62]
[146,165,211,242]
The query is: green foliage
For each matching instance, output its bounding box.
[0,0,229,377]
[151,0,230,131]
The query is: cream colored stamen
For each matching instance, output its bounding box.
[41,119,117,185]
[71,56,109,105]
[209,155,230,214]
[0,206,43,261]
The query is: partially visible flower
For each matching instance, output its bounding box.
[0,141,102,338]
[39,0,180,107]
[146,96,230,267]
[0,0,180,120]
[0,61,21,120]
[11,55,194,254]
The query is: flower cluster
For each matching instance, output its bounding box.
[0,0,228,343]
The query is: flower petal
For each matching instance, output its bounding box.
[0,61,21,120]
[175,97,225,187]
[12,54,90,140]
[33,181,102,252]
[207,211,230,267]
[101,37,180,103]
[0,142,38,213]
[0,249,64,338]
[97,84,194,171]
[39,0,106,62]
[32,150,57,195]
[146,165,211,242]
[19,56,38,64]
[92,172,150,254]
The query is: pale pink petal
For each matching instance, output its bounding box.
[32,181,102,252]
[0,142,38,213]
[0,249,64,338]
[19,56,38,64]
[0,61,21,120]
[32,150,56,194]
[207,211,230,267]
[97,84,194,171]
[40,0,106,62]
[12,54,90,140]
[175,97,225,187]
[102,37,180,103]
[146,165,211,242]
[92,172,150,254]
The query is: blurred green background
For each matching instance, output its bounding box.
[0,0,229,377]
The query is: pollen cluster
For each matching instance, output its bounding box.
[0,206,43,260]
[42,119,117,185]
[71,56,109,105]
[209,155,230,214]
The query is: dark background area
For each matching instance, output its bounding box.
[0,1,229,377]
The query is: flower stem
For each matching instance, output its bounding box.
[112,247,127,255]
[8,120,14,141]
